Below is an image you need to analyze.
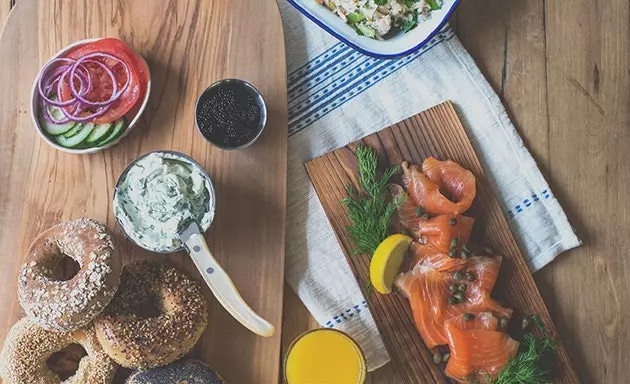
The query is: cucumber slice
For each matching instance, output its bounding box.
[85,123,113,145]
[63,123,84,138]
[96,118,127,147]
[40,104,75,136]
[55,124,95,148]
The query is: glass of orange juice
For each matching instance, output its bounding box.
[284,328,367,384]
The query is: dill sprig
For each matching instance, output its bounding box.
[341,145,402,256]
[493,315,558,384]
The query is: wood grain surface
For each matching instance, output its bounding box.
[0,1,287,383]
[1,0,628,382]
[305,102,579,383]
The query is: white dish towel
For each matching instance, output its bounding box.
[279,0,581,371]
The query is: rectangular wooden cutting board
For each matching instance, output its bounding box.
[0,0,286,383]
[305,101,579,383]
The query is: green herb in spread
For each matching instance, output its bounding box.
[341,145,403,256]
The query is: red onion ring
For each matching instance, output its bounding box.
[42,103,71,125]
[37,48,136,123]
[60,99,109,123]
[37,58,77,107]
[76,52,131,96]
[69,58,119,107]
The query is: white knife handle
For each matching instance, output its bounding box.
[184,232,275,337]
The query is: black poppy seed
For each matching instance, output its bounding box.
[196,84,262,148]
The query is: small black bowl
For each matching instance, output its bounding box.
[194,79,267,150]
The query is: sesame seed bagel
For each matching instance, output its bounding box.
[18,218,122,332]
[0,317,117,384]
[126,359,225,384]
[94,260,208,370]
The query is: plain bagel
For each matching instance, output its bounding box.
[0,317,117,384]
[94,260,208,369]
[18,218,122,332]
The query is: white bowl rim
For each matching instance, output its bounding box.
[30,37,152,154]
[286,0,461,59]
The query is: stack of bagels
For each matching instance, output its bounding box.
[0,218,222,384]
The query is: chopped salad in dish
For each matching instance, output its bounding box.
[36,38,149,149]
[316,0,443,39]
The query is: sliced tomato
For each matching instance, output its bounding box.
[60,38,146,124]
[93,38,149,88]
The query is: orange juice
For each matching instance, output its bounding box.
[284,329,366,384]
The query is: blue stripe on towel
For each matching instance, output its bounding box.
[287,28,456,136]
[288,42,345,86]
[506,189,555,220]
[324,300,369,328]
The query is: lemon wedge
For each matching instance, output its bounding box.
[370,234,412,294]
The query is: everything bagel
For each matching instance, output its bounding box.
[94,260,208,369]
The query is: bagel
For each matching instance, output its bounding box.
[0,317,117,383]
[94,260,208,369]
[18,218,122,332]
[126,359,225,383]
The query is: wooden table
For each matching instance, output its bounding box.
[1,0,628,382]
[279,0,630,382]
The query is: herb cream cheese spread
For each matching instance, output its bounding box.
[114,152,214,252]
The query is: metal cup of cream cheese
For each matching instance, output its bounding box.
[114,150,215,253]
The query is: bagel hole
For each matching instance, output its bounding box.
[51,254,81,281]
[46,343,87,380]
[134,294,162,318]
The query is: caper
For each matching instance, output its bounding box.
[433,352,443,364]
[448,249,457,258]
[460,251,469,260]
[415,206,425,217]
[453,271,463,281]
[463,313,475,321]
[448,217,457,226]
[450,237,459,249]
[458,283,467,292]
[484,246,495,255]
[465,271,475,281]
[454,292,465,301]
[499,317,509,330]
[422,212,430,220]
[442,352,451,363]
[448,284,458,293]
[448,296,459,305]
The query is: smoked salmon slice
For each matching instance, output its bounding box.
[396,260,512,348]
[389,184,425,233]
[417,215,475,253]
[464,256,512,318]
[445,311,499,332]
[444,313,519,382]
[402,158,476,216]
[409,242,467,272]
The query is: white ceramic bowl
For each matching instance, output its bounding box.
[30,38,151,154]
[287,0,459,58]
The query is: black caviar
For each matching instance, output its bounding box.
[196,82,262,148]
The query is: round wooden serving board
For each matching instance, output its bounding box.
[0,0,287,383]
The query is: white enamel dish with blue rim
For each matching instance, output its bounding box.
[286,0,460,59]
